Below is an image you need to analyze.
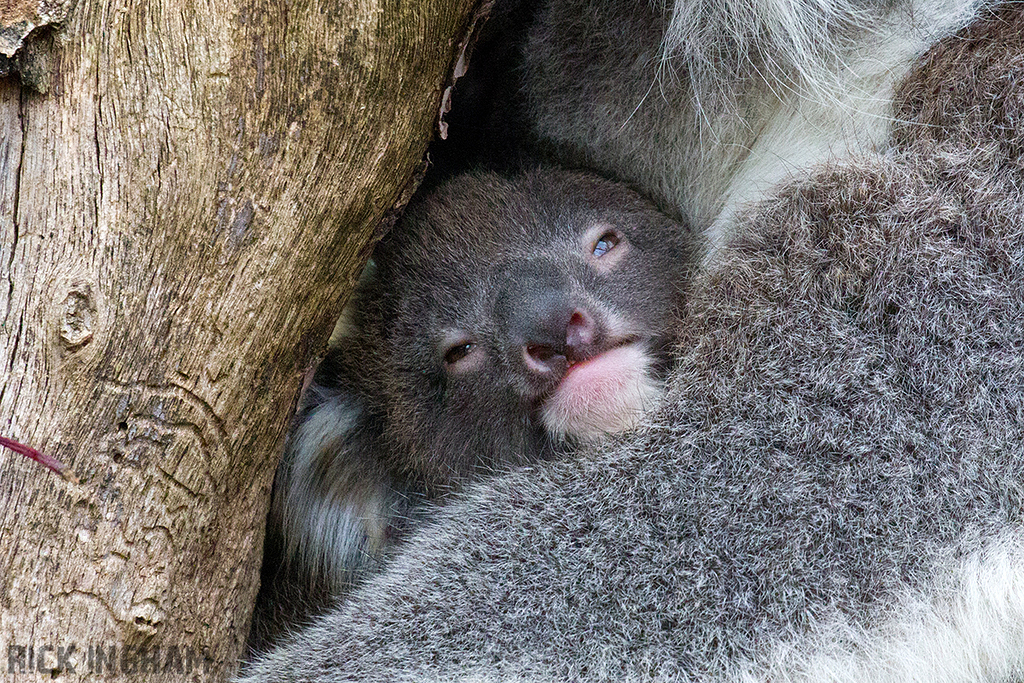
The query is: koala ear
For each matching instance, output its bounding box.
[271,260,403,591]
[271,388,393,590]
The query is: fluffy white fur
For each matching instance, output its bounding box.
[732,532,1024,683]
[697,0,985,253]
[541,343,663,441]
[275,401,388,589]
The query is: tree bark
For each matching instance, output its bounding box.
[0,0,479,678]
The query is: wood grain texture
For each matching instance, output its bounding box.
[0,0,478,678]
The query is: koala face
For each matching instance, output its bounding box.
[269,167,694,593]
[349,167,693,484]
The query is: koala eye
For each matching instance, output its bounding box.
[444,342,476,366]
[592,231,621,258]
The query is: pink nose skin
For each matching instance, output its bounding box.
[524,309,598,375]
[566,310,596,351]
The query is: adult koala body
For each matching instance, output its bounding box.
[243,9,1024,682]
[263,167,692,600]
[521,0,986,249]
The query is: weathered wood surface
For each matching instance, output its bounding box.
[0,0,479,678]
[0,0,71,58]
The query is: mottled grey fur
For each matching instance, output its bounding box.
[243,9,1024,681]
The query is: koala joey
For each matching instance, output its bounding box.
[265,166,694,601]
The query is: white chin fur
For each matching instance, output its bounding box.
[540,344,663,441]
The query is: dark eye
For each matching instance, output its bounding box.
[592,231,620,258]
[444,342,475,366]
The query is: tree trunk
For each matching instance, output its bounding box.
[0,0,479,678]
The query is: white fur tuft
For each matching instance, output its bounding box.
[731,531,1024,683]
[277,401,388,590]
[687,0,990,255]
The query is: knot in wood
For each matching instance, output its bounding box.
[59,289,94,348]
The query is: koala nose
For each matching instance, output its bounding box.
[523,306,598,376]
[493,261,599,377]
[515,287,570,369]
[566,310,596,349]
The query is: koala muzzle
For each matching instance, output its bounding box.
[523,306,602,375]
[494,261,616,384]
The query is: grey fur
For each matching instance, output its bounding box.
[264,167,693,596]
[243,7,1024,681]
[523,0,984,249]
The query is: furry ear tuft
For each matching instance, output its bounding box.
[272,393,396,591]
